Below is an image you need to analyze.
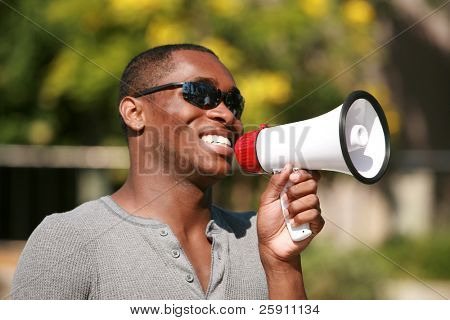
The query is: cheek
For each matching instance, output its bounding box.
[235,120,244,135]
[165,96,205,125]
[150,107,201,147]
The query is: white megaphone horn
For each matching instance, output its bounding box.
[234,90,391,242]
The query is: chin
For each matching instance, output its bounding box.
[200,163,232,179]
[193,159,232,183]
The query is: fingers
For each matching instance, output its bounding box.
[287,194,320,218]
[289,207,325,236]
[288,169,312,184]
[260,164,292,205]
[309,214,325,235]
[288,169,320,182]
[287,194,321,230]
[291,208,321,226]
[286,172,319,201]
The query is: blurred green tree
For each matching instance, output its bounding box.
[0,0,397,146]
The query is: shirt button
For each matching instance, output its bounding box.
[185,274,194,283]
[171,249,180,258]
[159,229,168,237]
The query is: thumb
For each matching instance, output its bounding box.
[260,163,292,205]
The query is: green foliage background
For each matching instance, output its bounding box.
[0,0,398,146]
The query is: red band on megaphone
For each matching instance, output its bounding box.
[234,124,268,173]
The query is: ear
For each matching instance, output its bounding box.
[119,97,145,131]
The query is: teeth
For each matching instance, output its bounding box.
[216,135,231,146]
[201,135,231,147]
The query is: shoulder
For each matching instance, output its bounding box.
[11,198,111,299]
[31,197,116,241]
[44,197,110,227]
[23,199,104,247]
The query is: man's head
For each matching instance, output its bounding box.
[118,44,217,133]
[118,44,244,188]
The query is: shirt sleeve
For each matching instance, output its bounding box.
[10,214,94,299]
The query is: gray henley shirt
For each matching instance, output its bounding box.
[11,196,269,299]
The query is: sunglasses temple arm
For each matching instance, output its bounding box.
[134,82,185,98]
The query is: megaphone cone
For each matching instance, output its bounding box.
[235,90,391,241]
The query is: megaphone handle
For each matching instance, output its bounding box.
[277,169,313,242]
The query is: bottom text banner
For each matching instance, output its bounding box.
[1,300,448,320]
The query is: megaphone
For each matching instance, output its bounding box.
[234,90,390,242]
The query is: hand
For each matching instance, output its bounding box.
[257,164,324,267]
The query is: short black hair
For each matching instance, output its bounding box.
[118,44,217,135]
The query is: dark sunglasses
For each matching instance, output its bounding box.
[134,81,245,119]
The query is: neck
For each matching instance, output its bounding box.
[112,168,213,236]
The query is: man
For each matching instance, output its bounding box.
[12,44,324,299]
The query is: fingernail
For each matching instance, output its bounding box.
[283,163,290,171]
[290,172,301,182]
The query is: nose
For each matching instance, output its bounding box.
[205,101,235,125]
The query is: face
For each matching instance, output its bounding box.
[137,50,243,186]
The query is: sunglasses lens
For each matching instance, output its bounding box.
[182,82,244,119]
[225,88,245,119]
[182,82,220,109]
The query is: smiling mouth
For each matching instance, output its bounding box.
[200,134,232,148]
